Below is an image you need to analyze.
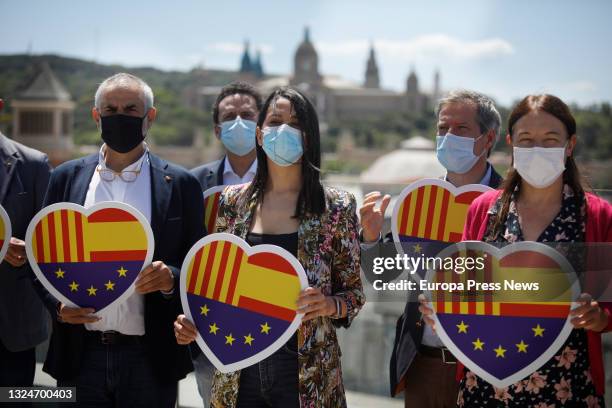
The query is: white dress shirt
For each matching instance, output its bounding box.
[222,156,257,185]
[83,145,152,335]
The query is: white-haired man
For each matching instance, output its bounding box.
[33,73,204,406]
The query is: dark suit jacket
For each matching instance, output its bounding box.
[33,152,205,384]
[0,133,51,352]
[191,158,224,191]
[388,165,503,396]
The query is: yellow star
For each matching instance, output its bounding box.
[494,345,506,358]
[472,338,485,351]
[117,267,128,277]
[260,322,271,334]
[244,334,254,346]
[516,340,529,353]
[105,280,115,291]
[532,324,545,337]
[69,281,79,292]
[200,305,210,316]
[225,333,235,345]
[209,323,219,335]
[456,321,469,334]
[413,244,422,254]
[87,285,97,296]
[55,268,65,279]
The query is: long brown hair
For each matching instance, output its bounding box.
[492,94,586,236]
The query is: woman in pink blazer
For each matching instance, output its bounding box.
[422,94,612,407]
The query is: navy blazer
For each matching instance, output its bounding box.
[0,133,51,352]
[191,158,224,192]
[33,152,205,384]
[388,165,503,396]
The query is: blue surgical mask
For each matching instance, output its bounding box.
[436,133,485,174]
[219,116,257,156]
[262,124,303,166]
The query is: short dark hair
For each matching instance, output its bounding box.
[212,81,263,125]
[247,87,325,218]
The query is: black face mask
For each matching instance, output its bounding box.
[100,114,146,153]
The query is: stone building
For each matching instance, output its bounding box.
[197,27,441,124]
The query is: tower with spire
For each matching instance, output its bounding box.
[291,26,322,88]
[239,40,252,74]
[432,69,441,104]
[364,44,380,89]
[252,50,264,79]
[405,66,423,112]
[238,40,264,81]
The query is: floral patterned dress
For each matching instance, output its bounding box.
[458,185,605,408]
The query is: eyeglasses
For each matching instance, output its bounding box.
[96,166,141,182]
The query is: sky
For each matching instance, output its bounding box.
[1,0,611,106]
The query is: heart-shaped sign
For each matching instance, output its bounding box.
[0,204,11,261]
[423,241,580,388]
[391,178,492,244]
[202,185,225,234]
[180,232,308,373]
[25,202,154,313]
[389,179,492,279]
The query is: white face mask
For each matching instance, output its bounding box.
[513,145,567,188]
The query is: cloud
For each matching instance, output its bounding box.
[206,42,274,55]
[315,34,514,61]
[562,80,596,93]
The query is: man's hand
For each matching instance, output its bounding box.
[296,287,336,321]
[418,294,436,333]
[58,304,101,324]
[359,192,391,243]
[174,314,197,345]
[135,261,174,294]
[4,237,28,267]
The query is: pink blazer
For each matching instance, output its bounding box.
[458,190,612,395]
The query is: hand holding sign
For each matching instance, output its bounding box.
[423,241,580,389]
[179,233,308,373]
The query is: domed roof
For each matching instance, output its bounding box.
[360,136,445,192]
[295,27,317,58]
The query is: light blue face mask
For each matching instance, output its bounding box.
[262,124,304,167]
[219,116,257,156]
[436,133,485,174]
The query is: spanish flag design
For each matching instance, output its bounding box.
[181,233,307,372]
[426,241,579,388]
[26,202,153,311]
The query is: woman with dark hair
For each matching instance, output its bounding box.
[420,94,612,406]
[174,87,364,408]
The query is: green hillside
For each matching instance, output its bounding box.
[0,54,239,146]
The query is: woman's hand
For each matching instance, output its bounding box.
[418,294,436,333]
[296,287,336,321]
[570,293,609,332]
[174,314,198,345]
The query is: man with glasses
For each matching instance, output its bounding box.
[32,73,204,406]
